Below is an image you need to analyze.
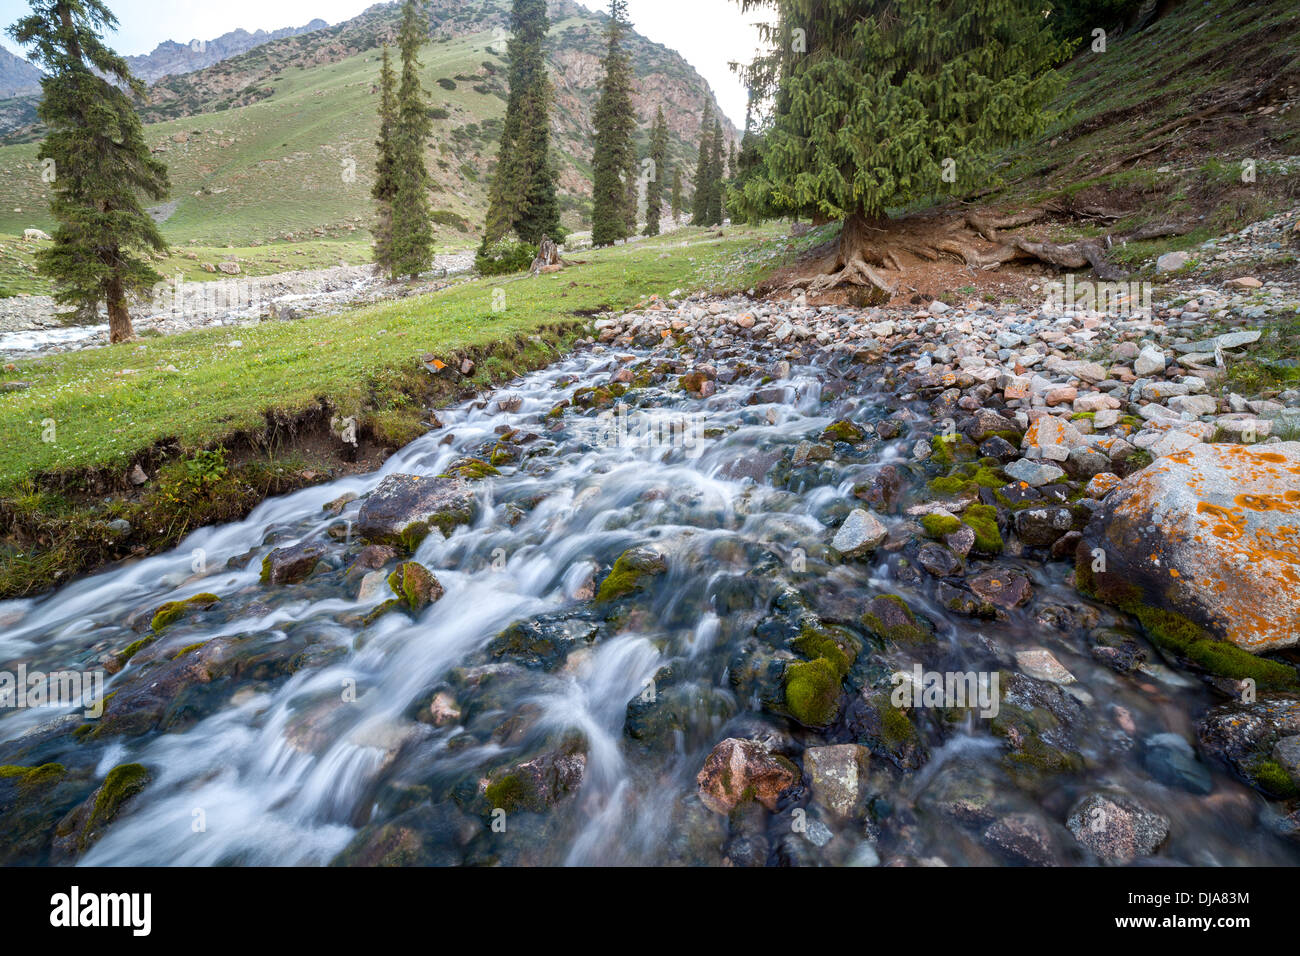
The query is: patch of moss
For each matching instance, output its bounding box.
[442,458,500,481]
[116,635,156,666]
[861,595,933,644]
[483,771,550,813]
[930,434,978,467]
[784,657,843,728]
[1077,559,1299,689]
[879,703,918,749]
[150,592,220,631]
[1247,757,1300,798]
[171,641,208,660]
[594,549,666,604]
[920,513,962,538]
[363,598,401,626]
[0,763,66,789]
[86,763,150,836]
[791,625,857,677]
[962,504,1003,554]
[821,420,866,443]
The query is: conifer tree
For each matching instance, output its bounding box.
[372,43,398,272]
[706,117,725,225]
[483,0,560,245]
[690,100,713,226]
[670,167,683,223]
[9,0,169,342]
[590,0,635,247]
[643,106,668,236]
[623,146,639,238]
[738,0,1069,292]
[389,0,434,279]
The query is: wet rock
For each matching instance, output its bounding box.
[1274,736,1300,784]
[696,738,800,814]
[854,465,904,514]
[356,474,477,548]
[52,763,150,861]
[484,749,586,813]
[1197,696,1300,796]
[594,547,668,604]
[488,614,599,670]
[1142,733,1212,795]
[387,562,444,613]
[862,594,934,643]
[1014,505,1074,548]
[332,803,477,866]
[831,508,888,559]
[968,568,1033,610]
[804,744,869,819]
[1066,792,1169,863]
[1080,441,1300,654]
[916,542,962,577]
[983,812,1059,866]
[260,543,326,585]
[1015,648,1075,685]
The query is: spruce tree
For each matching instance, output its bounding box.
[690,100,713,226]
[622,145,638,239]
[9,0,169,342]
[590,0,634,247]
[372,44,398,273]
[642,107,668,236]
[741,0,1069,291]
[670,168,683,223]
[483,0,560,245]
[705,117,725,226]
[389,0,434,279]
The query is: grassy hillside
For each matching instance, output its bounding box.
[0,0,734,255]
[981,0,1300,270]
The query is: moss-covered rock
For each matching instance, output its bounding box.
[594,547,668,604]
[53,763,150,859]
[386,562,444,613]
[150,592,220,631]
[861,594,933,644]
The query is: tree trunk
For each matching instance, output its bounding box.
[806,211,896,295]
[106,276,134,343]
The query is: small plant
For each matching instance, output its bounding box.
[181,449,228,492]
[475,236,537,277]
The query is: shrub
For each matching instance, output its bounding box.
[475,236,537,277]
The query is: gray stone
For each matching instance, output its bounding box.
[832,508,888,559]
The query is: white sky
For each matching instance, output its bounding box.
[0,0,766,126]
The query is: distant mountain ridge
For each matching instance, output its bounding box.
[125,20,331,84]
[0,45,42,98]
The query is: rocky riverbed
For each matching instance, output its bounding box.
[0,253,477,360]
[0,276,1298,866]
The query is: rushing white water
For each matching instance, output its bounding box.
[1,336,1294,867]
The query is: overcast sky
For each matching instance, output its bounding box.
[0,0,765,125]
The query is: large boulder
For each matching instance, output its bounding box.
[356,475,477,548]
[1080,442,1300,654]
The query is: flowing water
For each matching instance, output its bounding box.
[2,335,1297,866]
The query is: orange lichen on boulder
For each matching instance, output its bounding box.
[1083,442,1300,654]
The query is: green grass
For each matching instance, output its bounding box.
[0,224,789,492]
